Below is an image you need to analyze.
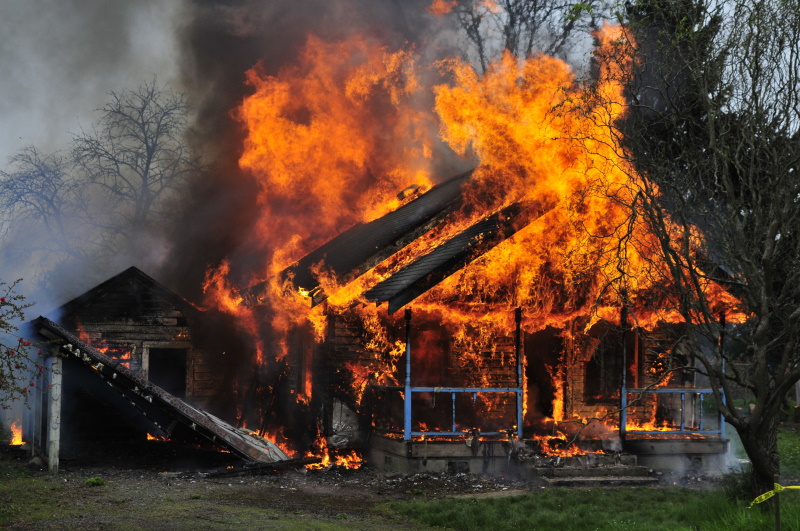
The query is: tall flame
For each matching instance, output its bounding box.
[202,19,743,459]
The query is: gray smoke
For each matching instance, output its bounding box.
[0,0,184,163]
[0,0,463,311]
[0,0,186,308]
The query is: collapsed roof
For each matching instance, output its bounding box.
[266,170,553,312]
[34,317,310,466]
[242,171,473,306]
[364,201,549,313]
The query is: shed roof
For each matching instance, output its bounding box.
[53,266,200,322]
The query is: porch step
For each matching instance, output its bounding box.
[526,465,658,487]
[533,465,653,478]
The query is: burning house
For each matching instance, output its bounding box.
[12,18,740,479]
[190,24,742,475]
[230,169,732,476]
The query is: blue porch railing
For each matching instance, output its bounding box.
[372,308,524,441]
[621,388,726,438]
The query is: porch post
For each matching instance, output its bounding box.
[47,355,62,473]
[514,307,523,439]
[404,308,412,441]
[719,313,727,440]
[620,294,628,441]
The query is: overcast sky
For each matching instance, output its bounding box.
[0,0,184,164]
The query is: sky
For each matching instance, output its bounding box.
[0,0,184,164]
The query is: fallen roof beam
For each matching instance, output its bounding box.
[364,201,552,313]
[241,171,473,307]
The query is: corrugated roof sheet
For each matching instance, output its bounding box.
[364,203,541,313]
[244,171,473,306]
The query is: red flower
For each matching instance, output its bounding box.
[0,297,5,303]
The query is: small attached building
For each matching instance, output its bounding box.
[22,267,243,469]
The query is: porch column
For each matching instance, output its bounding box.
[514,307,523,439]
[47,355,62,473]
[403,308,412,441]
[619,296,628,441]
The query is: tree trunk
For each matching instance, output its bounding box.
[737,415,780,497]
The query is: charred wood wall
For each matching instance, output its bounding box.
[56,270,229,415]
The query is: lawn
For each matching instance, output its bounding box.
[779,425,800,478]
[3,427,800,529]
[392,486,799,530]
[391,427,800,531]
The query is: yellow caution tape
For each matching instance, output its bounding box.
[749,483,800,508]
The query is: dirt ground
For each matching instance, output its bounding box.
[0,442,531,530]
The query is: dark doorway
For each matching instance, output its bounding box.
[149,348,187,398]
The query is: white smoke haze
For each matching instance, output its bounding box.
[0,0,187,310]
[0,0,184,164]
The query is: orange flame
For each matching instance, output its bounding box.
[306,443,364,470]
[74,322,133,369]
[257,426,296,459]
[9,421,23,445]
[203,18,744,456]
[427,0,457,15]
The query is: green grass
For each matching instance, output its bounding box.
[780,427,800,478]
[392,487,800,530]
[0,449,403,529]
[0,458,80,525]
[4,426,800,529]
[83,476,106,487]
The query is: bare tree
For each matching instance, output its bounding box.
[587,0,800,496]
[451,0,602,72]
[0,147,96,269]
[72,79,202,234]
[0,80,200,288]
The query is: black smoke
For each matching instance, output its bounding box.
[163,0,455,299]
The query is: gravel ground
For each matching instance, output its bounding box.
[2,443,531,530]
[2,436,732,529]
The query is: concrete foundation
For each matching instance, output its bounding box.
[368,435,515,476]
[368,435,731,478]
[368,435,640,478]
[624,438,731,475]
